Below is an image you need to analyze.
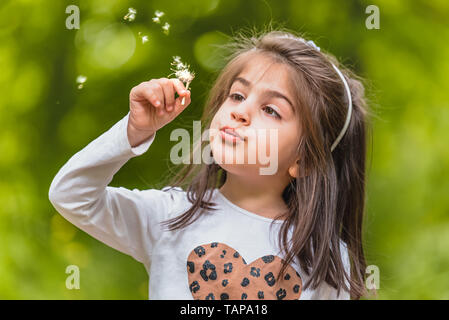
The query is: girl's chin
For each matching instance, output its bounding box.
[215,163,261,177]
[211,150,262,168]
[210,141,249,165]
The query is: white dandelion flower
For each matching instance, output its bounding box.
[172,56,185,69]
[169,56,195,104]
[174,69,195,83]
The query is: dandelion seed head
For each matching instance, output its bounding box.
[171,59,185,69]
[170,56,195,104]
[172,57,184,68]
[175,69,195,83]
[170,56,195,84]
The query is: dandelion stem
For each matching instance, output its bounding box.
[181,82,190,105]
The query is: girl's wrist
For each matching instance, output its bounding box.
[127,123,155,148]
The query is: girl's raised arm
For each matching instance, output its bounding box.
[48,78,191,264]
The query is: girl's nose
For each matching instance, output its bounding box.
[230,105,250,124]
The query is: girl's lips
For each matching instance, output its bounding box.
[220,126,245,140]
[220,129,244,143]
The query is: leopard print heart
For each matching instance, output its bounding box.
[186,242,302,300]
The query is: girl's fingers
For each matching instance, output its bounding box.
[143,81,163,109]
[140,84,160,108]
[170,78,188,98]
[160,78,175,112]
[171,78,191,112]
[136,78,189,117]
[150,82,165,116]
[173,90,191,114]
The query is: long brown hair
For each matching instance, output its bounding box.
[160,27,373,299]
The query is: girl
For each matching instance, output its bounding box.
[49,29,371,300]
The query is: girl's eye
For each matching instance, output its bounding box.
[229,93,244,102]
[262,106,281,119]
[228,93,281,120]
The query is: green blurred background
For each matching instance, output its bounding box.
[1,0,448,299]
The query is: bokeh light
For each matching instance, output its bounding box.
[194,31,229,72]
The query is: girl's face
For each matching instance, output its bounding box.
[209,54,300,179]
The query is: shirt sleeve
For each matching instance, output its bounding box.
[48,112,175,265]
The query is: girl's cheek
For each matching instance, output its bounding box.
[260,127,277,151]
[241,128,271,166]
[209,116,221,142]
[260,127,284,169]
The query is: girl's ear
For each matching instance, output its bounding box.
[288,158,301,179]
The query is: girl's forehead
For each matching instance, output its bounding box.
[233,54,295,96]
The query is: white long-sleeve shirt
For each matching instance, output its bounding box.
[49,112,350,300]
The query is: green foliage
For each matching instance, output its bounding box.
[0,0,448,299]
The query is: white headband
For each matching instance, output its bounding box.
[329,63,352,152]
[279,35,353,152]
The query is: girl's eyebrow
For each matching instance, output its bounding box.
[233,77,294,113]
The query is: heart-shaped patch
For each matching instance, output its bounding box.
[186,242,302,300]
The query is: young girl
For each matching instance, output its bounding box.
[49,29,371,300]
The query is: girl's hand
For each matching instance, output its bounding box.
[127,78,191,147]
